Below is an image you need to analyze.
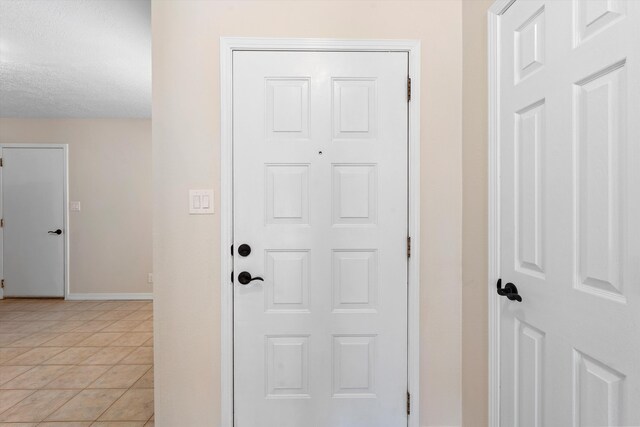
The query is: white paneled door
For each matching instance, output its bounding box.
[233,51,408,426]
[1,147,66,297]
[499,1,639,426]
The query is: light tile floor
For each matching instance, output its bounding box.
[0,299,154,426]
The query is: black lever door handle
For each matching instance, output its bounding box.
[238,271,264,285]
[48,229,63,235]
[497,279,522,302]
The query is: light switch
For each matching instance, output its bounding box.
[189,190,214,214]
[70,201,81,212]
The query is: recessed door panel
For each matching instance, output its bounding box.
[332,78,377,140]
[575,61,626,302]
[514,319,544,427]
[266,78,310,140]
[572,350,624,427]
[514,100,545,278]
[266,335,310,398]
[332,164,377,225]
[332,335,376,397]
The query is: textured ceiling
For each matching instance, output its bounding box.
[0,0,150,118]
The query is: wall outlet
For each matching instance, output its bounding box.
[147,273,153,284]
[70,201,81,212]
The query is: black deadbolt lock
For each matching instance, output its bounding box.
[238,244,252,257]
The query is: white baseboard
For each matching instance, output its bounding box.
[65,293,153,301]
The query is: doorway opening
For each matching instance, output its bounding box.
[220,38,421,427]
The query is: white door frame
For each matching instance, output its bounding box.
[220,37,421,427]
[487,1,518,426]
[0,143,70,300]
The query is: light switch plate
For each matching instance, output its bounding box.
[189,189,215,214]
[70,201,81,212]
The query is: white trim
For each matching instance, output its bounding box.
[220,37,234,427]
[489,0,516,15]
[0,143,69,300]
[405,40,421,427]
[488,2,516,426]
[220,37,421,427]
[66,293,153,301]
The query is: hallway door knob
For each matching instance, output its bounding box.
[238,271,264,285]
[497,279,522,302]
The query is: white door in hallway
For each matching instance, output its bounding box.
[1,146,66,297]
[498,0,640,425]
[233,51,408,426]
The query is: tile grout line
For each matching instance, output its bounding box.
[91,362,154,424]
[0,300,153,424]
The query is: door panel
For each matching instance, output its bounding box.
[2,147,65,297]
[233,51,408,426]
[499,1,640,426]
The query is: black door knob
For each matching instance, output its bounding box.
[238,271,264,285]
[48,229,63,235]
[238,244,252,257]
[496,279,522,302]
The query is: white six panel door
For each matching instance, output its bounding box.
[233,51,408,426]
[499,1,639,425]
[2,147,65,297]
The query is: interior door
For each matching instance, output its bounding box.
[233,51,408,426]
[499,0,639,425]
[2,147,65,298]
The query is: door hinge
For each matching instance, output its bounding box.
[407,391,411,415]
[0,218,3,228]
[0,158,3,167]
[1,279,4,289]
[407,236,411,258]
[407,76,412,102]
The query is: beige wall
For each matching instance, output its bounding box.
[0,118,153,296]
[462,0,492,426]
[153,0,463,426]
